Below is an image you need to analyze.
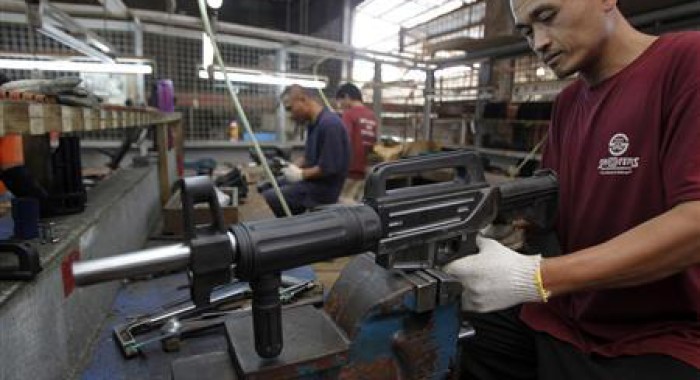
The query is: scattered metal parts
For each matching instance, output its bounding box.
[279,280,318,304]
[38,221,59,244]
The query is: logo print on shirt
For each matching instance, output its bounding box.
[598,133,640,176]
[608,133,629,156]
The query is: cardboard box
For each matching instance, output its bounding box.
[162,187,238,236]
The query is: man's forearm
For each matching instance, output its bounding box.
[301,166,323,180]
[541,200,700,296]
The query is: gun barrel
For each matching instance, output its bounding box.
[497,171,557,210]
[494,169,558,229]
[72,244,192,286]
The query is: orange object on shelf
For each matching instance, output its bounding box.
[0,134,24,169]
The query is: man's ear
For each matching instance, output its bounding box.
[601,0,617,12]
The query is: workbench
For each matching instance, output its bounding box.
[0,98,184,379]
[79,265,316,380]
[0,100,184,206]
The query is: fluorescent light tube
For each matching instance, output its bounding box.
[199,68,327,89]
[0,59,153,74]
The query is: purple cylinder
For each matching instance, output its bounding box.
[157,79,175,112]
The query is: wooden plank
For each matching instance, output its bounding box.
[173,118,184,178]
[30,104,62,134]
[3,102,31,134]
[29,104,47,135]
[60,106,84,133]
[99,109,110,130]
[1,102,180,136]
[128,111,137,128]
[156,123,171,206]
[82,108,98,131]
[116,110,125,128]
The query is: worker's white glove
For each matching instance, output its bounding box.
[443,235,544,313]
[282,164,303,183]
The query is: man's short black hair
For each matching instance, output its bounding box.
[282,84,321,102]
[336,83,363,102]
[0,72,10,86]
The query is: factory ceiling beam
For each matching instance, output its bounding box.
[0,0,434,70]
[128,9,432,69]
[95,0,129,18]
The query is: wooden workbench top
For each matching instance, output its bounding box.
[0,100,180,137]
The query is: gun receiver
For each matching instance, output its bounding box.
[72,150,559,359]
[364,151,498,270]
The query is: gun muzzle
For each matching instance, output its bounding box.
[72,204,383,286]
[72,244,192,286]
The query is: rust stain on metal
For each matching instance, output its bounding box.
[376,294,408,314]
[392,316,439,379]
[339,357,400,380]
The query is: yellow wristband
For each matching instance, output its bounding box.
[534,267,552,303]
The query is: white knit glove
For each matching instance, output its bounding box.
[443,235,544,313]
[282,164,303,183]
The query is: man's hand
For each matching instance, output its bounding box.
[443,236,544,313]
[282,164,303,183]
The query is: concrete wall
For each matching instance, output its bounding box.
[0,166,160,380]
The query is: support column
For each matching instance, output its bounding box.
[474,61,493,149]
[423,69,435,141]
[372,62,383,138]
[341,0,354,81]
[133,19,146,105]
[276,48,288,143]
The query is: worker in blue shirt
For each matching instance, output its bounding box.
[262,85,350,217]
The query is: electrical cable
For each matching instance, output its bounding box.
[196,0,292,217]
[312,56,333,109]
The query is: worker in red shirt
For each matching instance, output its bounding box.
[444,1,700,379]
[335,83,378,201]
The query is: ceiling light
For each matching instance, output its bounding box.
[199,67,327,89]
[0,59,153,75]
[207,0,223,9]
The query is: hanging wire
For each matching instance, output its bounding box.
[312,55,334,109]
[196,0,292,217]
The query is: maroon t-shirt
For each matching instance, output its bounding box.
[341,105,378,179]
[521,32,700,369]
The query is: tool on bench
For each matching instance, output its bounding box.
[0,241,42,281]
[113,276,320,358]
[73,150,559,379]
[158,283,323,354]
[114,281,251,358]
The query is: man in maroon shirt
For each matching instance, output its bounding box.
[335,83,378,201]
[444,1,700,379]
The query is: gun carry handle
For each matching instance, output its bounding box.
[179,176,227,240]
[364,150,486,198]
[180,177,231,307]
